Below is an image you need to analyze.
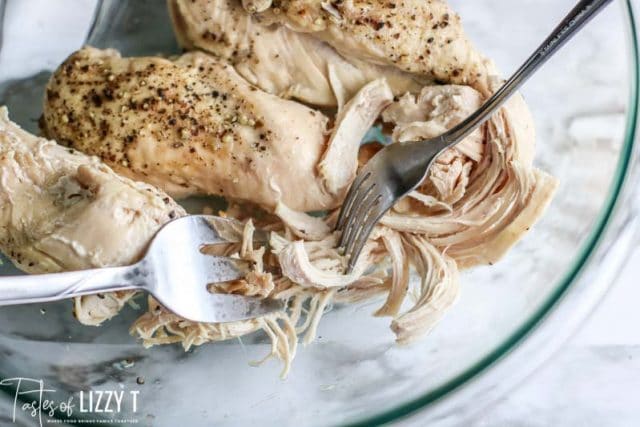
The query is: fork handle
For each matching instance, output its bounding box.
[440,0,613,147]
[0,264,144,306]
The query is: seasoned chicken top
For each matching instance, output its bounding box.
[43,47,395,211]
[246,0,487,87]
[169,0,426,107]
[43,47,337,211]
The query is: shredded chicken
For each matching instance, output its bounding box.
[131,219,353,377]
[318,78,393,195]
[382,85,485,162]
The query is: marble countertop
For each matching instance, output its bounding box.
[471,245,640,426]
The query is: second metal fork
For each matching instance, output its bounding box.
[336,0,613,272]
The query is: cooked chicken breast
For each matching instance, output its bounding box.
[43,47,342,211]
[169,0,426,107]
[244,0,488,87]
[0,106,185,324]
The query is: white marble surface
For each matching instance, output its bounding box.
[470,246,640,427]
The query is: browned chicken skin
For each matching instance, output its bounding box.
[43,47,337,211]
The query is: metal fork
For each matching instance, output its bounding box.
[336,0,613,272]
[0,216,283,323]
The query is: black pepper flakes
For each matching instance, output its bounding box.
[103,88,114,101]
[90,92,102,107]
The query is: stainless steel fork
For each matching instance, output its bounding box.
[0,216,283,323]
[336,0,613,272]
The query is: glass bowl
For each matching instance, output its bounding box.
[0,0,638,425]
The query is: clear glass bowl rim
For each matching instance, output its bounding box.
[0,1,637,425]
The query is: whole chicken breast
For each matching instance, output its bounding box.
[245,0,488,87]
[44,47,395,211]
[169,0,426,107]
[43,47,339,211]
[0,106,185,324]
